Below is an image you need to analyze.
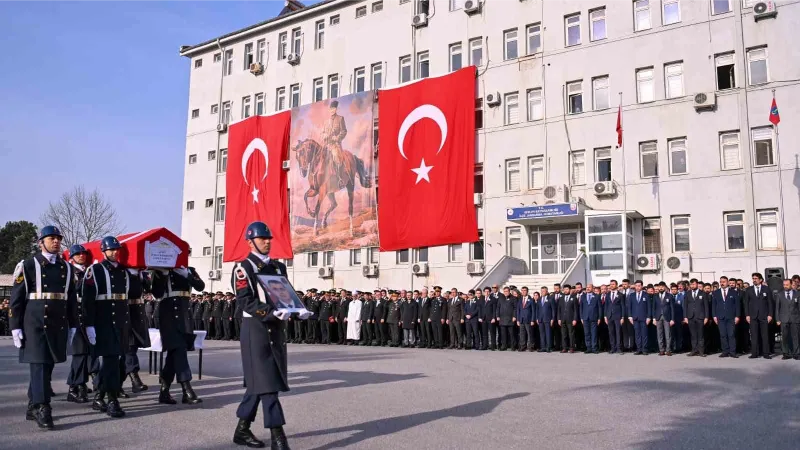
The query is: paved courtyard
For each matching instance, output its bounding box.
[1,338,799,450]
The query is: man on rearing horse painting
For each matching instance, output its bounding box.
[321,100,347,187]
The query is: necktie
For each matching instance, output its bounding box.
[637,293,641,303]
[723,289,727,300]
[786,291,790,300]
[756,286,760,296]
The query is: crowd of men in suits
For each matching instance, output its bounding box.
[287,273,800,360]
[145,292,242,341]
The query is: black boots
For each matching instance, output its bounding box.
[33,404,54,430]
[181,381,202,404]
[67,385,81,403]
[25,402,35,420]
[130,372,148,393]
[233,419,266,448]
[158,379,177,405]
[105,393,125,418]
[270,427,290,450]
[117,387,130,399]
[92,391,108,412]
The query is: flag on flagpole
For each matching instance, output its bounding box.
[769,97,781,125]
[615,105,623,147]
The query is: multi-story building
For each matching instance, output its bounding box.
[179,0,800,293]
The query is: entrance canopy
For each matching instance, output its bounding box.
[506,202,588,226]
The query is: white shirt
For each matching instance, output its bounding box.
[72,263,86,271]
[41,249,57,264]
[251,252,270,264]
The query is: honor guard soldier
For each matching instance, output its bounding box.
[66,244,92,404]
[82,236,131,418]
[121,268,151,394]
[10,226,79,430]
[150,264,205,405]
[232,221,310,449]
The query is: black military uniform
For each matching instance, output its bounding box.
[66,246,92,404]
[305,294,320,343]
[192,297,204,330]
[430,288,447,349]
[373,295,388,346]
[212,293,225,340]
[336,295,350,344]
[318,293,333,344]
[122,269,151,394]
[222,296,234,340]
[202,294,214,337]
[386,296,401,346]
[360,296,375,345]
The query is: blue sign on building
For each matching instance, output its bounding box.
[506,203,579,220]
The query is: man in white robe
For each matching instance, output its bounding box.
[346,296,362,344]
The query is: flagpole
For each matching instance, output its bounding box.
[772,88,789,273]
[618,92,627,217]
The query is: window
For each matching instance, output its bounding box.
[595,147,612,182]
[223,49,233,76]
[291,28,302,55]
[278,32,288,60]
[663,0,680,24]
[194,59,202,69]
[719,131,741,170]
[668,138,687,175]
[448,244,463,263]
[474,163,484,193]
[215,197,226,222]
[396,249,409,264]
[372,1,383,12]
[350,249,362,265]
[222,101,231,124]
[308,252,319,267]
[757,209,779,250]
[527,88,543,121]
[313,78,324,102]
[417,0,430,14]
[213,53,221,63]
[205,198,213,208]
[202,246,211,256]
[214,247,223,270]
[528,156,544,189]
[399,56,412,83]
[417,51,429,79]
[322,251,334,266]
[590,8,606,41]
[256,39,266,64]
[592,76,609,110]
[636,67,654,103]
[506,158,521,192]
[639,141,658,178]
[469,38,483,66]
[276,87,286,111]
[507,227,522,258]
[671,215,691,252]
[504,92,519,125]
[315,20,325,49]
[634,0,651,31]
[191,109,199,119]
[188,154,197,164]
[413,247,429,263]
[475,98,483,129]
[354,67,366,93]
[242,96,252,118]
[565,14,581,46]
[218,149,228,173]
[567,80,583,114]
[243,43,254,69]
[290,84,300,107]
[367,247,379,264]
[504,29,519,60]
[752,127,774,167]
[449,43,463,72]
[526,23,542,54]
[643,218,661,254]
[356,5,367,17]
[330,14,340,25]
[255,93,265,115]
[470,230,485,261]
[747,48,768,85]
[208,150,216,161]
[328,74,340,98]
[724,212,746,251]
[665,62,684,98]
[570,150,586,185]
[211,104,219,115]
[711,0,731,15]
[186,201,195,211]
[371,63,383,89]
[715,53,736,90]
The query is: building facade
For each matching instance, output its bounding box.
[179,0,800,292]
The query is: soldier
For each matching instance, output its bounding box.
[318,290,334,344]
[150,264,205,405]
[120,268,151,395]
[82,236,131,418]
[10,226,79,429]
[305,290,320,344]
[429,286,447,349]
[202,293,214,338]
[192,294,205,331]
[386,292,401,346]
[336,291,350,344]
[222,292,234,340]
[373,290,388,346]
[212,291,225,340]
[66,244,92,404]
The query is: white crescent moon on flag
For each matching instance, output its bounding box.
[241,138,269,185]
[396,104,448,161]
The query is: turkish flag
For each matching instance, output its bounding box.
[377,66,479,251]
[224,113,293,261]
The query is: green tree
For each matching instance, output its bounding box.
[0,220,38,273]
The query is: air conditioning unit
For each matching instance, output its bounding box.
[287,53,300,65]
[362,264,379,277]
[207,270,221,280]
[636,254,660,271]
[412,262,429,275]
[249,62,264,75]
[753,1,777,21]
[665,254,691,273]
[467,262,484,275]
[593,181,616,198]
[412,13,428,28]
[216,123,228,133]
[485,92,502,107]
[693,92,716,111]
[543,184,570,203]
[464,0,482,14]
[282,160,290,170]
[318,266,333,278]
[473,193,483,206]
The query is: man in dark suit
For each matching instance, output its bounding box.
[580,286,600,353]
[671,283,686,353]
[653,282,675,356]
[774,278,799,360]
[626,281,651,355]
[481,286,498,350]
[429,287,447,349]
[495,286,516,351]
[712,276,740,358]
[557,285,578,353]
[604,280,626,354]
[447,288,465,349]
[417,288,432,348]
[537,287,554,352]
[744,272,773,359]
[684,279,709,357]
[464,290,482,350]
[359,293,375,346]
[515,287,535,351]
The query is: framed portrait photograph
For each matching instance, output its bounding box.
[256,275,306,312]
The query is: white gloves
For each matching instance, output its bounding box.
[86,326,97,345]
[298,309,312,320]
[68,328,76,347]
[174,267,189,278]
[127,268,140,276]
[272,310,290,321]
[12,329,23,349]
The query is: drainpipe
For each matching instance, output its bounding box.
[209,38,225,291]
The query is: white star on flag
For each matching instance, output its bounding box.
[251,187,260,203]
[411,158,433,184]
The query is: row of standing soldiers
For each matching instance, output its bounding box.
[146,292,243,341]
